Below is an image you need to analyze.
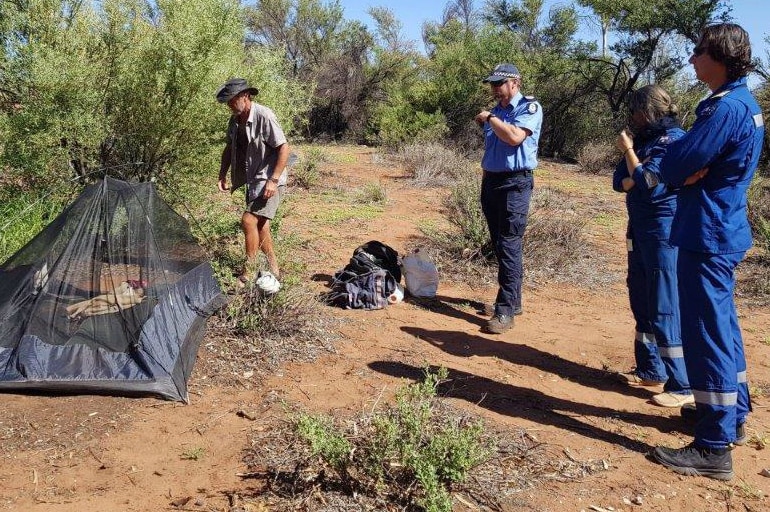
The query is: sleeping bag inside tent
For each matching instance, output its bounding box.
[0,177,223,402]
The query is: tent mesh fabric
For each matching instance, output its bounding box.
[0,177,223,401]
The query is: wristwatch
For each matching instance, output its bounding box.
[486,113,496,122]
[269,177,279,184]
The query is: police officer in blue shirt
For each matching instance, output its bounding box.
[474,63,542,334]
[646,23,764,481]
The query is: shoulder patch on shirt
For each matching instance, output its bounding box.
[527,103,538,114]
[658,135,671,145]
[754,113,764,128]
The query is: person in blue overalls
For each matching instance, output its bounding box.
[613,85,693,408]
[474,63,543,334]
[644,23,764,481]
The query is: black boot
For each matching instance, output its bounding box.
[652,443,733,480]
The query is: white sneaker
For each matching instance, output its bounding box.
[652,392,695,408]
[256,271,281,295]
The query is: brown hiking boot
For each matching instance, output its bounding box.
[485,314,513,334]
[480,303,523,316]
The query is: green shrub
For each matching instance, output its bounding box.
[296,414,352,473]
[0,189,75,262]
[375,95,449,147]
[291,367,493,512]
[355,181,388,205]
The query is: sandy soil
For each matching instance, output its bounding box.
[2,146,769,512]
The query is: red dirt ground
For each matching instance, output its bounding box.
[2,146,769,512]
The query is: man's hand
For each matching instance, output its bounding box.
[475,110,492,126]
[683,167,709,186]
[263,180,278,199]
[218,177,229,192]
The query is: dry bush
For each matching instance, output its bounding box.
[398,142,471,187]
[748,177,770,253]
[577,141,618,175]
[198,282,337,384]
[525,186,613,287]
[737,254,770,306]
[422,184,614,290]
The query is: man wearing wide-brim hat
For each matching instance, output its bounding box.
[216,78,290,286]
[473,63,543,334]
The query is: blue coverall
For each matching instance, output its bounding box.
[650,77,764,448]
[612,118,691,395]
[480,92,543,317]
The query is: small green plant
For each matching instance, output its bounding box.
[355,182,387,205]
[180,447,205,460]
[296,414,352,473]
[291,367,493,512]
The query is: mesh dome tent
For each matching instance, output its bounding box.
[0,177,223,402]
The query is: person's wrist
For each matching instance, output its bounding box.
[269,177,279,184]
[486,113,496,123]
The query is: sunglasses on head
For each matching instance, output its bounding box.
[692,45,708,56]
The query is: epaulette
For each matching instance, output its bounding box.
[520,95,539,114]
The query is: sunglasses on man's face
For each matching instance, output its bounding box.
[692,45,708,56]
[490,79,508,87]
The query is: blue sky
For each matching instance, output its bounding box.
[338,0,769,62]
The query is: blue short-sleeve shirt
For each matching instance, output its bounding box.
[481,92,543,172]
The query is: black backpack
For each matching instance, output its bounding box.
[328,241,400,310]
[351,241,401,283]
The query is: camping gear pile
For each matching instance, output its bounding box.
[0,178,223,402]
[328,241,438,310]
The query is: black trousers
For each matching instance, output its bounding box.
[480,171,533,316]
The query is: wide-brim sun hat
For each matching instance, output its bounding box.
[216,78,259,103]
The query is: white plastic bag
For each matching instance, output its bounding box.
[401,249,439,298]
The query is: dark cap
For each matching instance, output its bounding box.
[482,63,520,83]
[215,78,259,103]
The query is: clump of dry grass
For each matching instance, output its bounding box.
[524,187,614,288]
[198,281,337,384]
[577,140,617,175]
[398,143,471,187]
[421,181,615,289]
[737,254,770,306]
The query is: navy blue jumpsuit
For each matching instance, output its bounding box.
[613,118,691,395]
[650,77,764,448]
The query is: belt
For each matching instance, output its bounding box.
[483,169,533,177]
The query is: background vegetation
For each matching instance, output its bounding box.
[1,0,768,264]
